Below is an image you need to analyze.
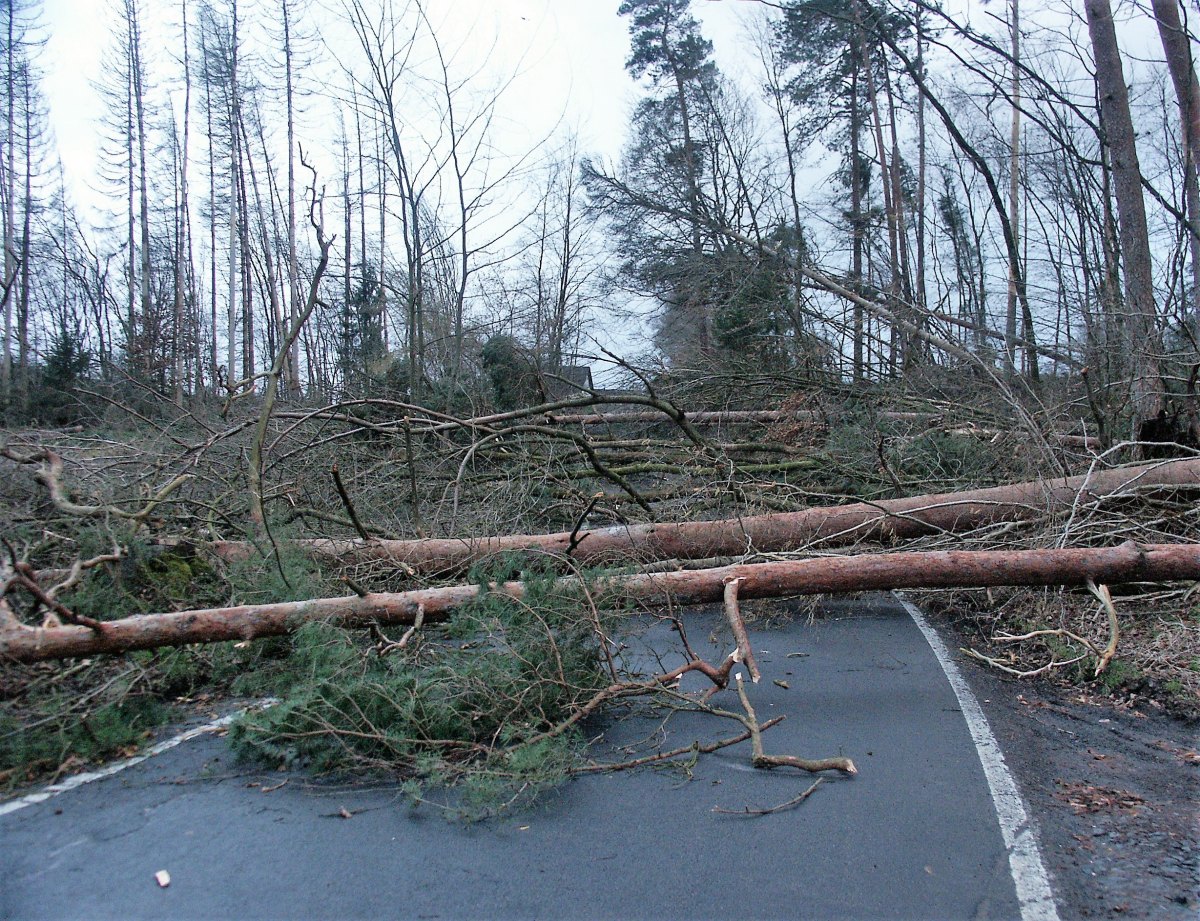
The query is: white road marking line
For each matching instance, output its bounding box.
[896,593,1061,921]
[0,699,277,818]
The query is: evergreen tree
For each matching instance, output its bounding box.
[337,261,386,398]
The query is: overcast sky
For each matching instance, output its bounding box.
[35,0,761,226]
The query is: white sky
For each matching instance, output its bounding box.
[35,0,1169,235]
[37,0,759,224]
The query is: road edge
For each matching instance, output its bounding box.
[895,591,1061,921]
[0,699,277,818]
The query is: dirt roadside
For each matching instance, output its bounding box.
[937,616,1199,920]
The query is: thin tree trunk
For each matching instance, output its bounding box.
[914,10,928,314]
[282,0,301,395]
[1005,0,1021,374]
[205,64,218,392]
[129,0,153,382]
[1,6,14,400]
[850,36,865,382]
[225,5,240,386]
[174,0,192,398]
[15,68,31,407]
[238,123,254,389]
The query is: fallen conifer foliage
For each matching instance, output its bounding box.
[2,541,1197,663]
[205,457,1200,571]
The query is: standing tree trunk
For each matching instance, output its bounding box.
[15,64,31,408]
[174,0,193,398]
[224,4,240,388]
[0,5,14,402]
[849,29,866,382]
[1152,0,1200,177]
[913,13,928,315]
[1085,0,1166,427]
[1004,0,1021,374]
[281,0,302,396]
[128,0,154,384]
[204,50,219,392]
[1151,0,1200,324]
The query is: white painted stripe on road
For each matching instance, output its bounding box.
[0,699,277,818]
[896,593,1061,921]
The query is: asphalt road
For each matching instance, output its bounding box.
[1,595,1047,920]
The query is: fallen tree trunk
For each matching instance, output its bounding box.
[543,409,1097,448]
[3,542,1197,663]
[210,457,1200,572]
[544,409,841,425]
[941,427,1100,449]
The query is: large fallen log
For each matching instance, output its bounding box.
[543,409,1098,447]
[544,409,851,425]
[211,457,1200,572]
[3,542,1196,663]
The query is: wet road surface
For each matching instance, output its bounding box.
[1,595,1046,920]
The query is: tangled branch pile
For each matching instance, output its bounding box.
[1,375,1197,806]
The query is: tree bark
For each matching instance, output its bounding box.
[4,542,1197,663]
[1150,0,1200,323]
[207,457,1200,572]
[1084,0,1166,424]
[1152,0,1200,177]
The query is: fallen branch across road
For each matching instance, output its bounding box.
[205,457,1200,572]
[2,541,1197,662]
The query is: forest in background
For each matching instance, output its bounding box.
[0,0,1195,441]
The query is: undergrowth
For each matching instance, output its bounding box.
[924,586,1200,721]
[0,527,333,793]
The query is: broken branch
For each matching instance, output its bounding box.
[723,577,759,683]
[735,674,856,775]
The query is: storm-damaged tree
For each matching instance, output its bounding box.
[590,0,793,370]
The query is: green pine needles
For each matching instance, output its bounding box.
[230,557,617,819]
